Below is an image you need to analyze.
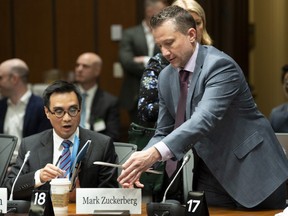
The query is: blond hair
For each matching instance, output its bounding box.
[173,0,212,45]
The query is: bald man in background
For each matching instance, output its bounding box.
[0,58,52,164]
[74,52,120,141]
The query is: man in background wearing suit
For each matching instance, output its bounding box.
[74,52,120,141]
[118,6,288,209]
[4,81,118,213]
[118,0,169,123]
[0,58,51,164]
[269,64,288,132]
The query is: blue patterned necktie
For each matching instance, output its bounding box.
[166,70,190,178]
[80,92,88,128]
[59,140,72,178]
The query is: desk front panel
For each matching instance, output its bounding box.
[68,203,282,216]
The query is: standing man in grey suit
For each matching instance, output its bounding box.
[74,52,120,141]
[119,0,169,123]
[118,6,288,209]
[4,80,118,213]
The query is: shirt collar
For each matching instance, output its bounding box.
[142,20,151,34]
[54,127,79,150]
[7,89,32,106]
[179,42,199,73]
[78,84,98,97]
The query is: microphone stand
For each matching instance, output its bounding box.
[147,155,191,216]
[7,151,32,213]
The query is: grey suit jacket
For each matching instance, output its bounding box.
[4,127,118,200]
[119,24,160,111]
[147,45,288,207]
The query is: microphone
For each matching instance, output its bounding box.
[147,154,191,216]
[7,151,31,213]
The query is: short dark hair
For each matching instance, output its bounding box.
[150,5,196,34]
[43,80,82,108]
[281,64,288,84]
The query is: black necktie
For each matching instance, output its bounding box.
[166,70,190,178]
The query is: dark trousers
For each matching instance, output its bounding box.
[194,158,287,209]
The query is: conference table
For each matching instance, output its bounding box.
[68,203,283,215]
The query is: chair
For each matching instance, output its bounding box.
[182,149,194,203]
[0,134,18,185]
[113,142,137,175]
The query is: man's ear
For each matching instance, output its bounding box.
[188,28,197,43]
[44,107,50,119]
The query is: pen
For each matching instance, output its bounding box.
[93,161,163,175]
[55,155,62,167]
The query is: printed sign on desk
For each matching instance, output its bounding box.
[76,188,141,214]
[0,188,7,214]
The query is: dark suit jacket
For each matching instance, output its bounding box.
[269,103,288,132]
[4,128,118,201]
[0,94,51,136]
[119,24,160,111]
[147,44,288,208]
[89,88,120,141]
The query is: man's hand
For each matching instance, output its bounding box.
[117,147,161,187]
[133,56,145,64]
[40,163,64,183]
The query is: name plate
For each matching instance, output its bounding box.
[0,188,7,214]
[76,188,141,214]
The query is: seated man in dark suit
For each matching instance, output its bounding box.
[4,80,118,209]
[269,64,288,132]
[74,52,120,141]
[0,58,52,165]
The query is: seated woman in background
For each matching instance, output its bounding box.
[137,0,213,126]
[269,64,288,132]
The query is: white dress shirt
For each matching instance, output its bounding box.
[4,90,32,163]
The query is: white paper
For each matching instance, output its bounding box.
[0,188,7,213]
[76,188,141,214]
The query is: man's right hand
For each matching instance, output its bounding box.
[40,163,65,183]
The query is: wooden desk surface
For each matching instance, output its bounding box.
[68,203,283,216]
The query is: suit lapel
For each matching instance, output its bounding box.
[37,130,53,168]
[23,95,35,133]
[78,128,93,161]
[170,67,180,111]
[0,99,8,133]
[186,45,207,118]
[89,89,102,127]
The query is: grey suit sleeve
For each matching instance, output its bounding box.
[158,58,244,160]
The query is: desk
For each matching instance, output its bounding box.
[68,203,283,215]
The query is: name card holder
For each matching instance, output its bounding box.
[185,191,209,216]
[93,210,130,215]
[29,190,49,216]
[0,188,7,214]
[76,188,141,215]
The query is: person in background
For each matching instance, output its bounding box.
[4,80,118,214]
[0,58,52,164]
[138,0,213,125]
[74,52,120,141]
[118,6,288,209]
[269,64,288,132]
[119,0,169,123]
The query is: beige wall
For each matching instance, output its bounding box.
[249,0,288,116]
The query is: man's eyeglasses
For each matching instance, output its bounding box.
[47,107,80,118]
